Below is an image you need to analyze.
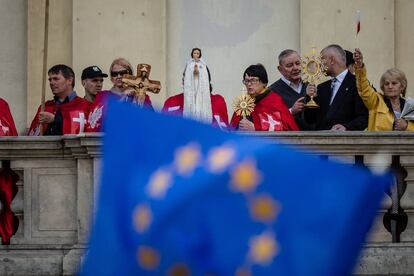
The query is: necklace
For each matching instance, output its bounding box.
[391,101,401,112]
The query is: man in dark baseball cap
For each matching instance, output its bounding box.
[81,66,108,103]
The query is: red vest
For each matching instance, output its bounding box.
[0,98,18,136]
[162,93,229,129]
[28,96,91,135]
[230,91,299,131]
[85,91,153,132]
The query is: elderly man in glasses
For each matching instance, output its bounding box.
[230,64,298,131]
[85,58,154,132]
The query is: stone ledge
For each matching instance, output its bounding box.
[0,245,86,276]
[2,132,414,159]
[356,243,414,275]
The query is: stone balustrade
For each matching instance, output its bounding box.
[0,132,413,275]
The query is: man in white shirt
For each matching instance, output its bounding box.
[305,44,368,131]
[269,49,310,130]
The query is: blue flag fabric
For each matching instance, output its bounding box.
[81,100,390,276]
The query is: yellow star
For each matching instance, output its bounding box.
[250,195,280,223]
[248,232,278,265]
[207,145,236,173]
[132,204,152,234]
[146,169,173,199]
[235,267,252,276]
[137,246,160,270]
[174,143,201,176]
[168,263,190,276]
[230,159,261,193]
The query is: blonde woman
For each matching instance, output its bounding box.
[85,58,153,132]
[354,48,414,131]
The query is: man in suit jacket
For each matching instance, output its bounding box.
[305,44,368,131]
[269,49,311,130]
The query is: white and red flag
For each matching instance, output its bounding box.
[356,10,361,35]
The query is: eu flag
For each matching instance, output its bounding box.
[81,100,390,276]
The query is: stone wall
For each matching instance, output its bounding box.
[0,135,100,275]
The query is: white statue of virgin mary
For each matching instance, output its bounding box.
[183,48,212,123]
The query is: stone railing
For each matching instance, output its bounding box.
[0,134,101,275]
[0,132,413,275]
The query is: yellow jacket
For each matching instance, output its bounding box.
[355,66,414,131]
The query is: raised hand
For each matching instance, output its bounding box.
[353,48,363,69]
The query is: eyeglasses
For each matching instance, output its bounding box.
[242,78,260,85]
[110,70,131,77]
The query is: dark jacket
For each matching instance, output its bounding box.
[269,79,312,130]
[304,72,368,130]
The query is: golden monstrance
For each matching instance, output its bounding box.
[233,89,255,118]
[301,46,327,108]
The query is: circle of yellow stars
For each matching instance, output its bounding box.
[132,141,282,274]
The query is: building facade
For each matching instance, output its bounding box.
[1,0,413,134]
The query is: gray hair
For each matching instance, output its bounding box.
[322,44,346,65]
[278,49,299,65]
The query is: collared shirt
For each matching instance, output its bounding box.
[53,91,77,105]
[281,76,303,94]
[280,76,303,114]
[330,69,348,105]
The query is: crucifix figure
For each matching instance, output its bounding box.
[122,64,161,107]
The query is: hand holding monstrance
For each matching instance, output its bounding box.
[122,64,161,107]
[301,47,327,108]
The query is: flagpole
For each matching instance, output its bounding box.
[40,0,50,136]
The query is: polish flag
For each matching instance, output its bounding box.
[356,10,361,35]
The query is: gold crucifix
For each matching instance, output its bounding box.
[122,64,161,107]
